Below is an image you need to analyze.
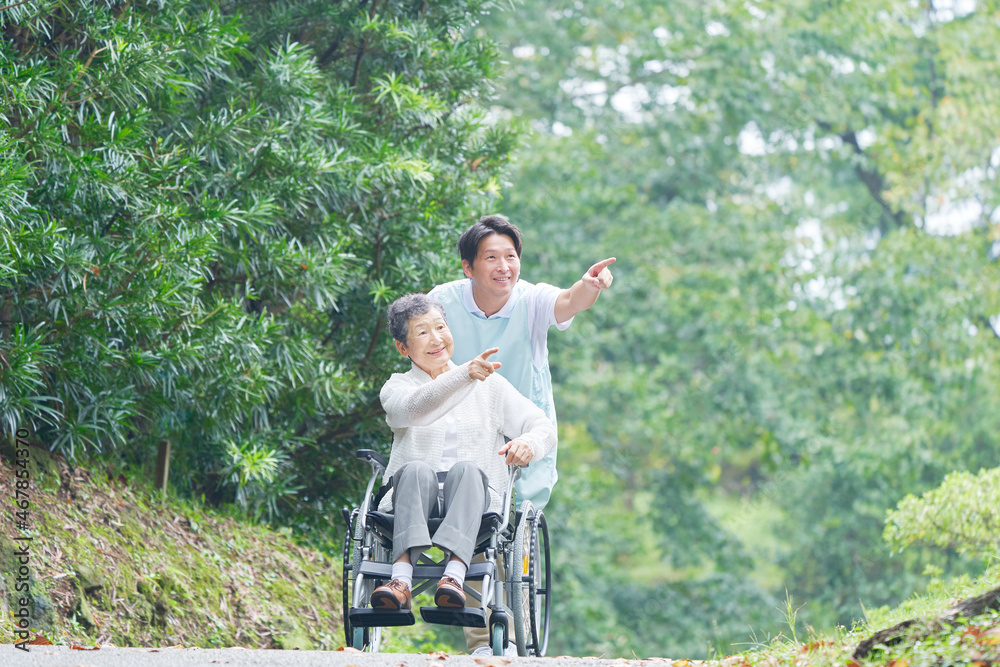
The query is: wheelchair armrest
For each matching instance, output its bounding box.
[356,448,388,475]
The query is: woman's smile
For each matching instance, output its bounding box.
[395,311,455,378]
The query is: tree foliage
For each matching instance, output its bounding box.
[1,0,518,519]
[885,466,1000,556]
[479,0,1000,656]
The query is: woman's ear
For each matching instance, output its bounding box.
[394,339,409,358]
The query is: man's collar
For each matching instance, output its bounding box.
[461,279,518,319]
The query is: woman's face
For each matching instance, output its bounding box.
[395,310,454,377]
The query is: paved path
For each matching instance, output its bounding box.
[3,646,694,667]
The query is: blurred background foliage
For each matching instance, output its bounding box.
[476,0,1000,657]
[2,0,999,659]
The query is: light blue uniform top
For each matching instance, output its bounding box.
[430,279,571,511]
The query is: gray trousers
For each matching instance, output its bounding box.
[390,460,490,566]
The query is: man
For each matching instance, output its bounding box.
[430,213,615,512]
[430,215,614,655]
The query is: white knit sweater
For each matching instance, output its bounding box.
[378,360,557,513]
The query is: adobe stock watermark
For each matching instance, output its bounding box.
[10,427,36,652]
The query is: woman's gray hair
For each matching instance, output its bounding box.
[387,293,447,345]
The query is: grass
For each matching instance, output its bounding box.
[721,564,1000,667]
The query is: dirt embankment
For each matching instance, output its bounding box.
[0,442,344,649]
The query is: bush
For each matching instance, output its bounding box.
[884,467,1000,556]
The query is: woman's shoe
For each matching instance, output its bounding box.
[434,575,466,607]
[371,579,412,610]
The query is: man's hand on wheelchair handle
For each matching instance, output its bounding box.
[469,347,502,381]
[499,437,533,466]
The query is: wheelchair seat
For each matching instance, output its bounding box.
[365,510,508,547]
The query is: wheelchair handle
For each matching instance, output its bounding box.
[356,448,388,475]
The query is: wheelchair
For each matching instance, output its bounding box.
[342,449,551,656]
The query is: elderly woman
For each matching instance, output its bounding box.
[371,293,556,611]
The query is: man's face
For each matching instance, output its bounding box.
[462,233,521,303]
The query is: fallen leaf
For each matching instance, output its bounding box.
[964,625,984,638]
[799,641,834,653]
[338,646,362,652]
[27,635,53,645]
[70,645,100,651]
[473,658,510,667]
[886,660,909,667]
[977,628,1000,646]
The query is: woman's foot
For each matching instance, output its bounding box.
[434,575,466,607]
[371,579,412,610]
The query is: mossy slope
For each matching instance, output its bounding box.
[1,445,343,649]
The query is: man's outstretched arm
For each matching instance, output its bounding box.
[553,257,616,324]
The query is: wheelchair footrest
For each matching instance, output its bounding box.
[419,606,487,628]
[349,608,415,627]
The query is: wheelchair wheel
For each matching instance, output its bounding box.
[343,509,386,652]
[342,509,359,646]
[353,625,383,651]
[512,502,551,656]
[491,623,506,656]
[511,500,535,656]
[530,511,551,656]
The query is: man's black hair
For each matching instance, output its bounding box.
[457,214,523,268]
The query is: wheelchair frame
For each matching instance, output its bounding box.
[342,449,551,656]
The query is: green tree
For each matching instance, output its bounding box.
[478,0,1000,655]
[1,0,518,520]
